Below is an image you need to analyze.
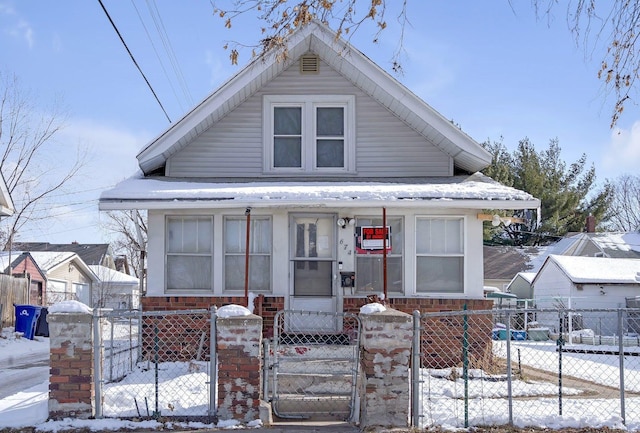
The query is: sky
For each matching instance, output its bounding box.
[1,1,639,244]
[4,301,640,430]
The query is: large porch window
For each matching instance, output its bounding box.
[416,217,464,293]
[354,216,403,294]
[166,216,213,291]
[224,216,272,292]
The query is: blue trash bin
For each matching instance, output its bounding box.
[14,304,42,340]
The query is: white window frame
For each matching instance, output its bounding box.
[354,216,404,294]
[415,216,465,294]
[165,216,214,292]
[223,215,272,293]
[263,95,356,173]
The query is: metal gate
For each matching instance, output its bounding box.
[266,310,361,421]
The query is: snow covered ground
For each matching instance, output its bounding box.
[3,322,640,431]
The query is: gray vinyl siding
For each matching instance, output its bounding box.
[167,59,452,178]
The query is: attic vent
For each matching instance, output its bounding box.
[300,55,319,74]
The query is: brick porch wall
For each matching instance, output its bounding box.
[141,295,492,368]
[140,295,285,339]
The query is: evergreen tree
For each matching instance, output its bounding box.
[481,138,613,245]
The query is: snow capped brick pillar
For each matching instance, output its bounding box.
[48,310,95,419]
[359,308,412,428]
[216,313,262,422]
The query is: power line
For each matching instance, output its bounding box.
[97,0,172,123]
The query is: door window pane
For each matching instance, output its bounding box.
[293,261,332,296]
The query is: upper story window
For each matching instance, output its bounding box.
[263,95,355,173]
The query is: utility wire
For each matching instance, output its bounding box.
[97,0,172,123]
[145,0,193,107]
[131,0,187,113]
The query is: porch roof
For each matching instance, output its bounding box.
[99,172,540,211]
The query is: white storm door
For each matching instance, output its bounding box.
[289,214,337,327]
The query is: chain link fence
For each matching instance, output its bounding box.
[414,307,640,430]
[95,308,214,421]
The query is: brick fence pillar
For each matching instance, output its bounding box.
[216,313,262,422]
[359,308,412,428]
[48,310,95,419]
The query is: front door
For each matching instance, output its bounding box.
[289,214,337,331]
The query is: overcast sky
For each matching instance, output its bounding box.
[0,1,638,243]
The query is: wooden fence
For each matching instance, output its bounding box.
[0,274,30,328]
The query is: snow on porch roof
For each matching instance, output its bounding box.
[99,172,540,211]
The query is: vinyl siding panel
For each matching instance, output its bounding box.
[168,59,451,178]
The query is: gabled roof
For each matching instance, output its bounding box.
[10,242,113,267]
[136,20,491,176]
[18,251,100,282]
[566,232,640,259]
[0,251,46,280]
[90,265,138,286]
[533,254,640,285]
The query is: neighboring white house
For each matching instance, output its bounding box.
[99,20,540,332]
[90,265,140,310]
[532,254,640,335]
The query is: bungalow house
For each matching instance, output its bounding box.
[98,21,540,333]
[532,254,640,335]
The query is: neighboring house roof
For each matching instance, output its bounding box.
[10,242,114,267]
[484,239,578,280]
[0,251,47,279]
[533,255,640,285]
[101,172,540,211]
[135,20,491,176]
[483,245,533,280]
[0,172,13,217]
[90,265,138,286]
[565,232,640,259]
[23,251,99,282]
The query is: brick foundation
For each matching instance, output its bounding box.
[141,295,284,339]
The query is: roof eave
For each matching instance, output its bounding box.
[99,197,540,211]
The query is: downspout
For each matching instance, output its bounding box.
[383,207,387,302]
[244,208,251,308]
